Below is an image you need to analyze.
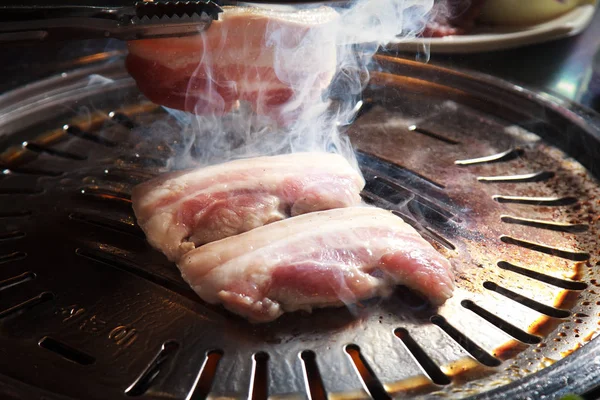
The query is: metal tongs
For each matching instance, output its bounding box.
[0,0,224,44]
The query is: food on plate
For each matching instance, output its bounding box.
[126,6,338,122]
[131,152,364,262]
[423,0,589,37]
[178,206,455,323]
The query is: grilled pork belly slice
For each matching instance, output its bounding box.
[131,153,364,261]
[126,6,338,122]
[179,206,454,323]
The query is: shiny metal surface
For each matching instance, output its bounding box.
[0,55,599,399]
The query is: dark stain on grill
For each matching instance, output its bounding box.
[0,165,64,177]
[483,281,571,318]
[500,215,589,233]
[394,328,451,385]
[408,125,460,145]
[38,336,95,366]
[250,352,269,400]
[69,212,145,238]
[188,350,223,400]
[497,261,588,290]
[0,231,26,241]
[125,340,179,396]
[460,300,542,345]
[23,142,87,161]
[0,251,27,264]
[0,291,55,319]
[0,271,36,292]
[0,210,32,218]
[300,350,327,400]
[500,235,590,261]
[109,111,138,130]
[455,148,524,166]
[75,247,198,301]
[492,195,578,206]
[0,187,44,195]
[477,171,555,183]
[63,124,118,148]
[79,186,132,203]
[430,315,501,367]
[345,344,391,400]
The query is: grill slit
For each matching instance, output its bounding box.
[0,231,26,241]
[500,235,590,261]
[109,111,138,129]
[64,125,118,148]
[345,344,391,400]
[483,281,571,318]
[460,300,541,345]
[1,165,64,177]
[0,271,36,292]
[0,251,27,264]
[187,350,223,400]
[75,247,198,301]
[38,336,95,366]
[250,352,269,400]
[0,187,44,195]
[394,328,451,385]
[477,171,554,183]
[497,261,588,290]
[300,351,327,400]
[0,291,54,319]
[430,315,501,367]
[0,210,32,218]
[79,187,132,203]
[500,215,588,233]
[407,125,460,145]
[455,148,523,166]
[125,340,180,396]
[493,195,578,206]
[23,142,87,161]
[69,212,144,238]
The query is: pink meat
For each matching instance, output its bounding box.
[131,153,364,261]
[126,6,338,124]
[178,206,454,323]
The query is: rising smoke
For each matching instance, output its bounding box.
[163,0,434,170]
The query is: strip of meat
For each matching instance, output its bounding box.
[131,152,364,261]
[126,6,338,123]
[179,206,454,323]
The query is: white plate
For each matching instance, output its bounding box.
[388,4,597,54]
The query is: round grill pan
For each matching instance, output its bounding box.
[0,53,600,400]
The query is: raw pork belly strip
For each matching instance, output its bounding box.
[179,207,454,323]
[131,153,364,262]
[126,6,338,121]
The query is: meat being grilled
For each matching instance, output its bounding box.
[131,153,365,262]
[126,6,338,123]
[178,206,454,323]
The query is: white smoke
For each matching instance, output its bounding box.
[164,0,434,170]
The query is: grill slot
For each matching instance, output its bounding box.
[109,111,138,129]
[79,187,132,204]
[125,341,180,396]
[500,235,590,261]
[500,215,588,233]
[477,171,555,183]
[455,148,524,166]
[345,345,390,400]
[1,165,64,177]
[0,210,32,218]
[483,281,571,318]
[0,271,36,292]
[64,125,118,148]
[0,251,27,264]
[69,212,144,238]
[430,315,501,367]
[188,350,223,400]
[0,231,26,241]
[460,300,541,345]
[38,336,95,366]
[497,261,588,290]
[0,291,54,319]
[23,142,87,161]
[250,352,269,400]
[394,328,451,385]
[407,125,460,145]
[0,187,43,195]
[493,195,578,206]
[301,351,327,400]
